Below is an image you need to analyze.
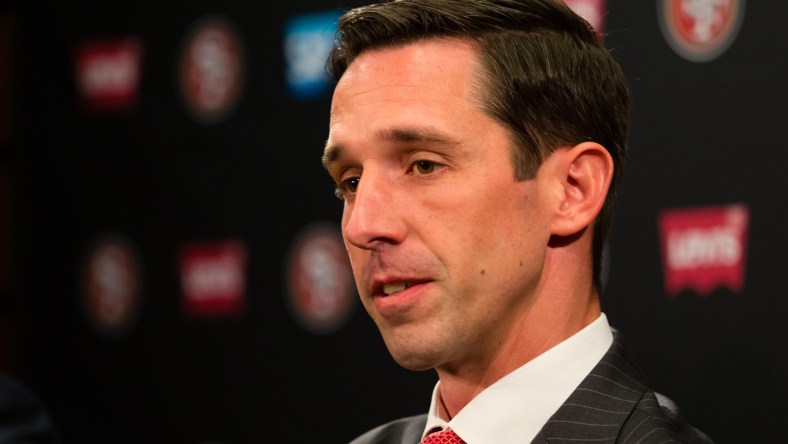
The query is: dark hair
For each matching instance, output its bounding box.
[328,0,630,291]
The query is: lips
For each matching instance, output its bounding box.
[382,282,415,295]
[370,278,432,318]
[371,278,428,297]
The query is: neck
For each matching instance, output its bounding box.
[435,237,600,419]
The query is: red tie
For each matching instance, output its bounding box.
[420,427,466,444]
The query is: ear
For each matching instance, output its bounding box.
[542,142,614,237]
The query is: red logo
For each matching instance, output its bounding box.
[659,204,749,296]
[179,240,247,317]
[658,0,745,62]
[81,231,142,337]
[178,15,245,124]
[285,222,356,334]
[564,0,607,36]
[73,37,143,111]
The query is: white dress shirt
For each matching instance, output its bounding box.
[422,313,614,444]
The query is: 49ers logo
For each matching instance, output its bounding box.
[563,0,606,36]
[658,0,745,62]
[284,222,356,334]
[177,15,246,124]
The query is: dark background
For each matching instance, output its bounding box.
[0,0,784,443]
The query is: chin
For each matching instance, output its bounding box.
[391,355,435,372]
[385,337,443,371]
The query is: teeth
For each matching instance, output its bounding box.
[382,282,412,295]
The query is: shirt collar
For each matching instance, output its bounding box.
[422,313,613,444]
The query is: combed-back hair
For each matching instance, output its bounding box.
[328,0,631,291]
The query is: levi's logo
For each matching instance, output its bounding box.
[179,240,247,317]
[658,204,749,296]
[73,37,142,111]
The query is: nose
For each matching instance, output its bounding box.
[342,171,405,250]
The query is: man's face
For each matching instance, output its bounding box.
[323,39,552,371]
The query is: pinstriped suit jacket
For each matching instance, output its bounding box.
[348,331,713,444]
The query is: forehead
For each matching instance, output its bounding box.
[325,39,486,157]
[332,38,481,109]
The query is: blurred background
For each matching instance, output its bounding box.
[0,0,784,442]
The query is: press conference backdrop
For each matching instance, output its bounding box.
[3,0,785,443]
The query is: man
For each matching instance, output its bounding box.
[321,0,712,442]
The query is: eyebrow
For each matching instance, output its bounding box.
[322,142,342,170]
[322,127,460,170]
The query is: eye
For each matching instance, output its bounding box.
[334,176,360,200]
[413,160,438,174]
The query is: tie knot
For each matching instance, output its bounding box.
[420,427,465,444]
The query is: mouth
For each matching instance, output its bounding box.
[371,278,432,316]
[381,282,417,296]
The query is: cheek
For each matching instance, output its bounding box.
[450,184,547,279]
[457,182,540,244]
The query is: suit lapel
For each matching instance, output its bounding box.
[348,414,427,444]
[531,330,649,443]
